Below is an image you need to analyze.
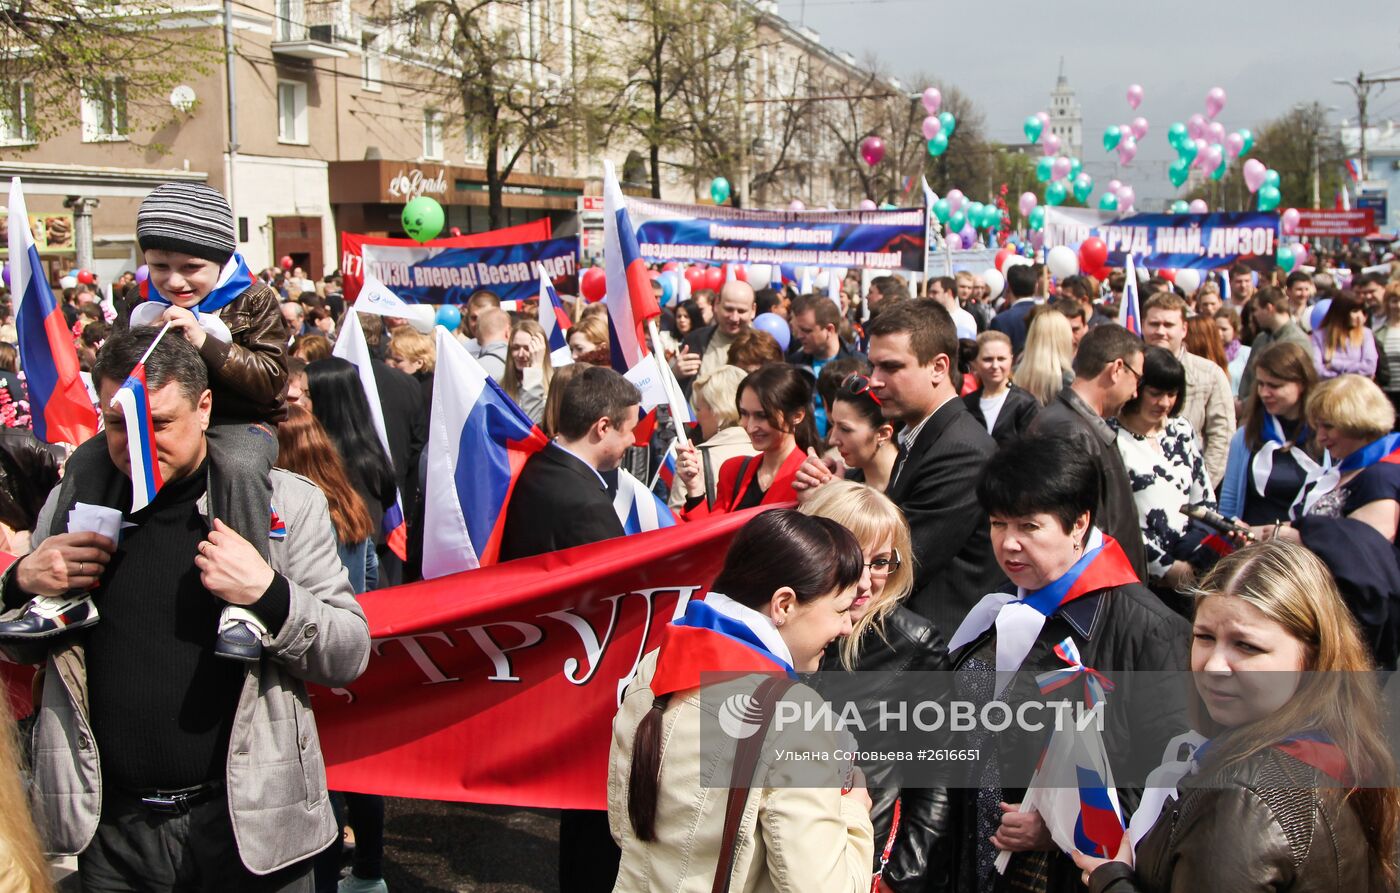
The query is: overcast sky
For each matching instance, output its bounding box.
[774,0,1400,206]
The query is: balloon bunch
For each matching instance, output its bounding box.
[1242,159,1282,211]
[1095,179,1135,213]
[921,88,956,157]
[930,188,1005,249]
[1164,86,1256,190]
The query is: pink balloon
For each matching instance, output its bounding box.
[1130,117,1149,140]
[1187,114,1207,141]
[1188,199,1208,213]
[859,135,885,166]
[1115,185,1135,212]
[922,87,942,115]
[946,189,965,213]
[1224,132,1245,160]
[1205,87,1227,119]
[1107,179,1123,194]
[1202,145,1223,172]
[858,198,877,211]
[1281,207,1301,235]
[921,116,942,140]
[1036,111,1050,126]
[1292,243,1308,265]
[1030,231,1045,250]
[1052,157,1072,181]
[1117,138,1137,165]
[1041,133,1061,156]
[789,199,806,212]
[1018,191,1039,218]
[946,232,963,250]
[1206,121,1226,145]
[1126,84,1144,110]
[1192,138,1209,168]
[1243,158,1267,193]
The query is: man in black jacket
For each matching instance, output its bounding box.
[1029,323,1148,579]
[499,364,640,893]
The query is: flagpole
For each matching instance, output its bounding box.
[648,319,691,450]
[134,321,175,369]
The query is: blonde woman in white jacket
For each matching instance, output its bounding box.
[609,509,874,893]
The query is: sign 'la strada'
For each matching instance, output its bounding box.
[387,166,448,200]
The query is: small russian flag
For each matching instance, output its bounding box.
[613,468,676,535]
[650,442,677,496]
[1345,158,1364,184]
[269,504,287,539]
[1121,254,1142,338]
[537,265,573,368]
[110,323,173,511]
[1072,764,1126,858]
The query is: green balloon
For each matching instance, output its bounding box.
[932,198,951,223]
[948,211,967,233]
[927,134,949,156]
[401,196,445,243]
[1263,169,1281,190]
[966,202,985,225]
[709,176,731,205]
[1072,173,1093,204]
[1035,156,1054,184]
[1046,181,1068,207]
[983,206,1003,229]
[1258,185,1281,212]
[1103,125,1121,153]
[1239,129,1255,154]
[1277,245,1296,273]
[1177,139,1198,164]
[1169,158,1190,188]
[938,111,956,139]
[1069,157,1082,180]
[1024,116,1043,144]
[1098,193,1119,212]
[1028,206,1046,231]
[1211,155,1228,182]
[1170,200,1189,214]
[1167,122,1188,149]
[878,202,896,210]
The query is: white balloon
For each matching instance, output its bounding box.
[1174,269,1202,295]
[982,268,1006,300]
[814,270,830,289]
[1135,265,1150,283]
[1046,245,1079,280]
[1003,256,1033,270]
[747,264,771,286]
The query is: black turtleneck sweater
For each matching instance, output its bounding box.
[86,460,290,791]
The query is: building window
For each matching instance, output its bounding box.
[81,78,127,142]
[0,82,35,145]
[464,120,484,163]
[423,110,443,160]
[278,81,308,144]
[276,0,305,41]
[361,31,382,91]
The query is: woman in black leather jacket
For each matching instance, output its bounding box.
[803,480,953,893]
[1072,541,1399,893]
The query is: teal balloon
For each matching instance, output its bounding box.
[1028,206,1046,231]
[1024,115,1043,143]
[984,206,1004,229]
[1035,156,1054,184]
[1167,122,1189,149]
[1211,155,1227,182]
[401,196,445,243]
[1258,185,1281,212]
[1239,129,1255,154]
[1263,169,1281,190]
[878,202,897,210]
[1169,158,1190,188]
[1069,157,1082,180]
[1177,139,1198,164]
[1072,173,1093,204]
[966,202,985,225]
[948,211,967,233]
[1277,245,1296,273]
[938,111,956,139]
[932,198,951,223]
[1045,181,1068,206]
[709,176,731,204]
[1098,193,1119,212]
[926,133,949,156]
[1103,125,1121,153]
[1170,200,1190,214]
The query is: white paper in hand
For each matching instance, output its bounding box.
[68,503,124,541]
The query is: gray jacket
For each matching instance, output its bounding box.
[0,469,371,875]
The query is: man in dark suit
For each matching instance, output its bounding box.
[498,364,640,893]
[989,262,1043,355]
[1029,323,1148,579]
[797,301,1004,636]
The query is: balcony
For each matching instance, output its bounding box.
[272,0,352,59]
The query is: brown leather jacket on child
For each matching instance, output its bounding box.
[194,280,290,423]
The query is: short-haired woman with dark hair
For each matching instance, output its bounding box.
[676,363,814,517]
[828,372,898,492]
[944,434,1190,892]
[1111,346,1217,594]
[609,509,875,893]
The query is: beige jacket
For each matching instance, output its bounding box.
[1177,350,1236,489]
[608,651,873,893]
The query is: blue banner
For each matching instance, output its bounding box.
[361,237,578,304]
[1045,209,1279,271]
[624,197,927,272]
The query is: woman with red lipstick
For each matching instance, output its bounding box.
[1073,542,1398,893]
[676,364,814,518]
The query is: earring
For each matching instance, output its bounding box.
[775,618,784,627]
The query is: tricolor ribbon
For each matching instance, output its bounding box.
[1035,637,1115,708]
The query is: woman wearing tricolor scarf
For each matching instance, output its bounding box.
[944,435,1191,893]
[1072,542,1398,893]
[608,509,876,893]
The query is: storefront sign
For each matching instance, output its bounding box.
[386,167,449,200]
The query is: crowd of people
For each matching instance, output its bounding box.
[0,179,1396,893]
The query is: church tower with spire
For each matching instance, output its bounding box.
[1048,59,1083,159]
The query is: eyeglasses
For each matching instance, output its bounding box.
[865,549,901,575]
[841,373,882,405]
[1122,359,1143,382]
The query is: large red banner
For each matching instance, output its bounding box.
[341,218,553,303]
[1295,209,1375,238]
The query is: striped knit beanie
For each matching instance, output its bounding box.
[137,183,236,265]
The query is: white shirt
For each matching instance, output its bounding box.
[949,305,978,341]
[978,389,1010,435]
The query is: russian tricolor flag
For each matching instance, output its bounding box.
[110,324,172,511]
[1122,254,1142,338]
[649,442,677,497]
[613,468,676,535]
[8,178,98,445]
[602,160,661,374]
[331,309,409,560]
[422,326,549,578]
[537,265,573,368]
[1072,765,1126,858]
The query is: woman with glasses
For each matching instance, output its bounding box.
[677,364,814,518]
[801,481,951,893]
[828,371,899,492]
